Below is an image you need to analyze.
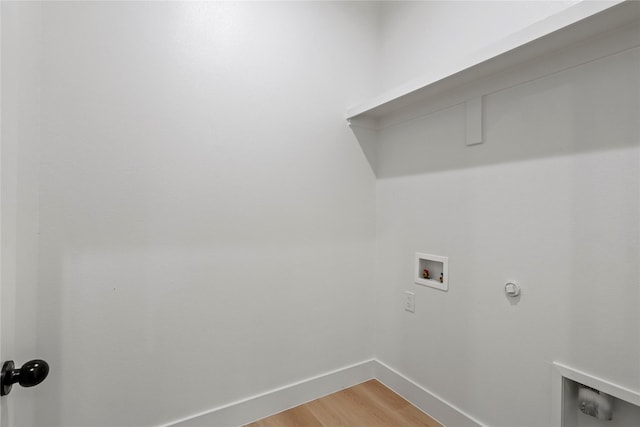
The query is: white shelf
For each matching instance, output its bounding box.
[346,0,639,125]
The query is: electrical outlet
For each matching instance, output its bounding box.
[404,291,415,313]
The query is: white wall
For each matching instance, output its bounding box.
[377,0,577,91]
[3,2,638,427]
[375,28,639,427]
[1,3,42,426]
[34,2,378,426]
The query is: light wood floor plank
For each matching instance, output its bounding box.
[243,379,443,427]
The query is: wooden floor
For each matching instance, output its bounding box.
[244,379,443,427]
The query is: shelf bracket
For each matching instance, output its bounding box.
[465,96,483,146]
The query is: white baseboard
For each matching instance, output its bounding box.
[160,359,377,427]
[161,358,484,427]
[374,359,486,427]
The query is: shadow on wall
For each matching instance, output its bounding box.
[357,46,639,180]
[368,41,639,426]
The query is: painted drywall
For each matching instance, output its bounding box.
[1,3,42,426]
[3,2,637,426]
[374,37,639,427]
[33,2,377,426]
[377,0,577,92]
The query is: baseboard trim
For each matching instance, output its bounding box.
[160,359,377,427]
[373,359,486,427]
[161,358,484,427]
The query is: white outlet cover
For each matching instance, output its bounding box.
[404,291,415,313]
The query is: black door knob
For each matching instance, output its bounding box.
[1,359,49,396]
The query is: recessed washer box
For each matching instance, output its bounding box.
[415,253,449,291]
